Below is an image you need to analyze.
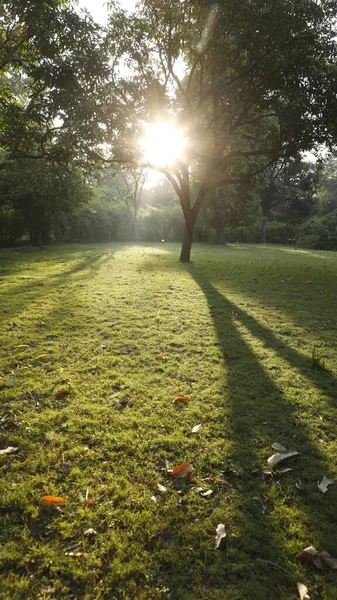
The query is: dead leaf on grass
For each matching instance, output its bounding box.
[201,489,213,497]
[155,353,165,359]
[271,442,287,452]
[157,483,167,494]
[299,546,337,570]
[318,475,334,494]
[215,524,227,549]
[295,479,302,490]
[190,486,204,493]
[192,424,202,433]
[171,396,191,403]
[84,528,97,535]
[83,446,90,457]
[297,582,310,600]
[151,494,162,503]
[170,463,193,478]
[267,451,300,470]
[0,446,18,455]
[42,495,67,507]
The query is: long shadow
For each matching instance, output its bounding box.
[0,245,116,325]
[134,249,337,598]
[185,266,337,598]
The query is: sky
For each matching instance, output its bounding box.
[76,0,137,24]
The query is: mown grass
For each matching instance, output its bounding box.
[1,242,337,600]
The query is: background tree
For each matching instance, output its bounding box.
[0,159,91,245]
[258,157,320,242]
[316,155,337,215]
[105,0,337,261]
[102,168,148,241]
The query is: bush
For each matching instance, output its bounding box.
[297,210,337,250]
[52,205,132,243]
[265,222,297,244]
[137,204,184,241]
[0,207,26,246]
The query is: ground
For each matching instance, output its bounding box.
[1,242,337,600]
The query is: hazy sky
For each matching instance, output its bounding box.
[77,0,137,24]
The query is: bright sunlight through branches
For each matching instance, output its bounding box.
[141,122,187,167]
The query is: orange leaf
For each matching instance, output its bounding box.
[171,396,191,403]
[35,282,45,286]
[85,499,94,507]
[42,495,67,506]
[171,463,193,478]
[155,353,165,359]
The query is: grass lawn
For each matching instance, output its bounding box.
[1,242,337,600]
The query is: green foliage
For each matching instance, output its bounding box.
[297,210,337,250]
[53,204,132,243]
[137,204,184,242]
[0,159,91,245]
[316,155,337,215]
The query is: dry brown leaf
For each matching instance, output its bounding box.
[83,446,90,457]
[0,446,18,455]
[215,524,227,549]
[84,528,97,535]
[171,463,193,478]
[271,442,287,452]
[192,424,202,433]
[297,582,310,600]
[299,546,337,570]
[42,495,67,507]
[317,475,334,494]
[190,486,204,493]
[171,396,191,403]
[201,489,213,497]
[267,451,300,470]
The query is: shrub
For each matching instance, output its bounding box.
[297,210,337,250]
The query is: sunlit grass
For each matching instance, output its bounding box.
[1,243,337,599]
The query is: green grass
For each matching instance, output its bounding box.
[1,242,337,600]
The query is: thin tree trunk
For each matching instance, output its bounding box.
[180,220,194,262]
[260,216,267,243]
[215,215,225,244]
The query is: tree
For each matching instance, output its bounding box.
[258,157,320,242]
[0,159,91,245]
[103,168,148,241]
[316,155,337,215]
[0,1,116,169]
[104,0,337,261]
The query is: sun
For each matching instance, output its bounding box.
[141,122,187,167]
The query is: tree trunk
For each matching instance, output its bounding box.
[180,221,194,262]
[215,215,225,244]
[260,216,267,243]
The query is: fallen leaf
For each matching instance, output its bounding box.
[267,451,300,470]
[253,494,268,514]
[192,424,202,433]
[299,546,337,570]
[155,353,165,358]
[101,461,109,468]
[171,396,191,403]
[151,494,162,503]
[0,446,18,455]
[101,344,107,349]
[215,523,227,549]
[190,486,204,493]
[297,582,310,600]
[157,483,167,494]
[83,446,90,457]
[271,442,287,452]
[85,498,94,507]
[35,281,45,286]
[0,413,10,425]
[65,548,86,556]
[42,495,67,507]
[318,475,334,494]
[84,528,97,535]
[201,489,213,497]
[295,479,302,490]
[171,463,193,478]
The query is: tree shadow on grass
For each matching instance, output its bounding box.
[178,265,337,599]
[0,245,116,325]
